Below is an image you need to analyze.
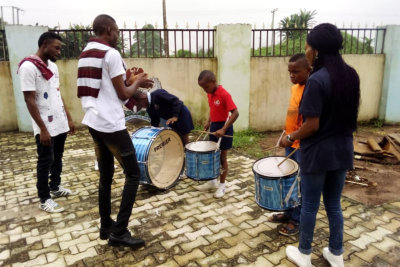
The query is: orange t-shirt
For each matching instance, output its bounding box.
[284,84,305,148]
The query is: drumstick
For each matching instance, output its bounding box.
[196,130,233,138]
[277,147,299,167]
[276,130,286,147]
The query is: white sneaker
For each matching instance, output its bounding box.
[286,245,313,267]
[214,184,226,198]
[50,185,76,198]
[322,247,344,267]
[39,198,64,213]
[196,180,219,192]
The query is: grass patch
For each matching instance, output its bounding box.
[358,119,385,128]
[233,129,266,158]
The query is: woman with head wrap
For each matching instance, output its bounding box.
[279,23,360,267]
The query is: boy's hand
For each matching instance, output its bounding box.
[166,117,178,125]
[279,134,292,147]
[214,128,226,138]
[204,121,210,131]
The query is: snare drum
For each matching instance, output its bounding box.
[253,156,300,211]
[185,141,220,181]
[131,127,184,189]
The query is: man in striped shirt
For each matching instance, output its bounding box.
[78,14,153,248]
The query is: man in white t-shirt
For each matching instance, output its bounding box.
[78,14,153,248]
[18,32,75,213]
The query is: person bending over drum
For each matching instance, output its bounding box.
[134,89,194,145]
[197,70,239,198]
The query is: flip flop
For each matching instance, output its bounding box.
[278,220,299,236]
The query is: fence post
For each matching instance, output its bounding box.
[379,25,400,123]
[5,25,47,132]
[215,24,251,130]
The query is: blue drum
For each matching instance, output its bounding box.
[131,127,185,190]
[185,141,220,181]
[253,156,300,211]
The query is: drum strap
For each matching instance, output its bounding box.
[284,172,300,204]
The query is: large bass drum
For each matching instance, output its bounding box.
[131,126,184,189]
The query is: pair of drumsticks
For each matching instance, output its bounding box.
[264,130,299,167]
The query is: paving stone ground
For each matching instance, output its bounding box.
[1,128,400,267]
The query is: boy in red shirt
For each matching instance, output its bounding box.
[197,70,239,198]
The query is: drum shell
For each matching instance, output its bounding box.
[131,126,184,189]
[185,141,221,180]
[253,156,300,211]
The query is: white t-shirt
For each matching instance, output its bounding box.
[80,49,127,133]
[19,60,70,137]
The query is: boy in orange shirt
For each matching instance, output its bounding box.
[273,53,310,236]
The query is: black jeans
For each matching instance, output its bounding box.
[35,132,68,203]
[88,127,141,235]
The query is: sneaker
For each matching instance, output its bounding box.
[39,198,64,213]
[196,180,219,192]
[214,185,226,198]
[286,245,313,267]
[50,185,75,198]
[322,247,344,267]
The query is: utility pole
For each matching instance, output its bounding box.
[0,6,23,27]
[270,8,278,29]
[162,0,169,57]
[270,8,278,56]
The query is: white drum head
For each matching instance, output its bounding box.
[185,141,219,152]
[253,156,298,178]
[148,129,184,188]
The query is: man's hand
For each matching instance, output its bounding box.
[40,128,51,146]
[166,117,178,125]
[126,67,144,86]
[68,119,75,135]
[134,73,154,89]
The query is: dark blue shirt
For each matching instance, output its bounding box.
[299,67,354,173]
[147,89,183,127]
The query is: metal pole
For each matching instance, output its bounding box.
[1,7,3,29]
[12,6,15,24]
[162,0,169,57]
[270,8,277,56]
[16,8,20,25]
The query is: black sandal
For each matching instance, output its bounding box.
[268,213,291,223]
[278,220,299,236]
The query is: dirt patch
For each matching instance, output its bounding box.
[235,125,400,206]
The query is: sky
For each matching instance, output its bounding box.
[1,0,399,29]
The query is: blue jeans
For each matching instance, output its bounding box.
[88,127,141,235]
[35,132,67,203]
[284,147,301,223]
[298,169,347,256]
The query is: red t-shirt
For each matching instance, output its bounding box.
[208,85,237,122]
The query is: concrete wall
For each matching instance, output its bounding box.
[0,61,18,131]
[55,58,217,127]
[249,54,385,131]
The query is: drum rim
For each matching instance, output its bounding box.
[252,156,299,180]
[185,140,220,153]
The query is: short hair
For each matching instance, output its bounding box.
[289,53,309,68]
[38,32,62,47]
[93,14,116,36]
[198,70,216,82]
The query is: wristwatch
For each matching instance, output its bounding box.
[287,134,295,143]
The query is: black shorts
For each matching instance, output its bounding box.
[209,121,234,150]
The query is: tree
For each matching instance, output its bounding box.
[130,24,164,57]
[279,9,316,39]
[55,24,92,59]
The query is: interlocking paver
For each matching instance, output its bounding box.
[1,129,400,266]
